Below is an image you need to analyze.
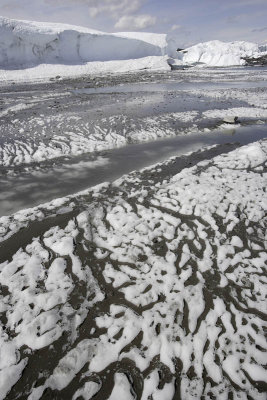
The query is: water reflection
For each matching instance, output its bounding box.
[73,80,267,95]
[0,124,266,217]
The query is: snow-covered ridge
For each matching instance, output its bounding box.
[181,40,267,66]
[0,16,176,67]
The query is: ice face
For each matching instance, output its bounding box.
[0,16,170,68]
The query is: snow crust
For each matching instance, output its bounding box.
[0,56,170,82]
[0,109,200,168]
[1,100,267,169]
[0,140,266,398]
[182,40,267,66]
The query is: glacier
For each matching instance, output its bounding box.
[0,16,176,67]
[1,16,267,82]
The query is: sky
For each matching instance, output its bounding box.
[0,0,267,46]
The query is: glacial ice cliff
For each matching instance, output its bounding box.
[0,16,176,67]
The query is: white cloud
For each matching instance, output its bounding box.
[171,24,182,31]
[115,14,156,30]
[0,0,146,31]
[1,0,144,19]
[44,0,143,17]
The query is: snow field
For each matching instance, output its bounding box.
[0,140,266,398]
[0,219,104,399]
[0,56,170,83]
